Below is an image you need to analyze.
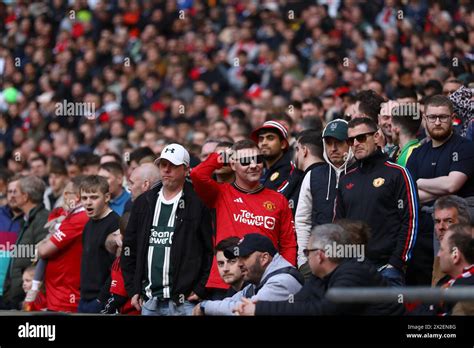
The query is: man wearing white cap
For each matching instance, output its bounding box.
[121,143,213,316]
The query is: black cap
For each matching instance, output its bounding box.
[224,233,277,259]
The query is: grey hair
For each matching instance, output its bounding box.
[433,195,472,225]
[18,175,46,204]
[308,224,351,263]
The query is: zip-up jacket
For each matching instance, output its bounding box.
[201,254,303,315]
[0,206,22,296]
[296,148,356,267]
[3,204,49,308]
[120,181,213,302]
[256,258,405,315]
[261,150,301,196]
[334,150,419,270]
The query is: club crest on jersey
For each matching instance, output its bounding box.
[263,201,276,212]
[270,172,279,181]
[373,177,385,188]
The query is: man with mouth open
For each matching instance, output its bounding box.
[78,175,120,313]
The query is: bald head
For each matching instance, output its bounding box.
[128,163,161,200]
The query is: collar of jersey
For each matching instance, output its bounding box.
[232,182,265,194]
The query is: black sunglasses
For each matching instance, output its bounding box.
[346,131,377,146]
[303,248,323,257]
[238,155,264,166]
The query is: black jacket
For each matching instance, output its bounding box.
[334,151,419,270]
[255,258,405,315]
[262,150,302,198]
[121,181,213,302]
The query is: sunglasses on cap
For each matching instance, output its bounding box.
[237,155,264,166]
[346,131,377,146]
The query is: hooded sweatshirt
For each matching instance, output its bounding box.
[295,130,355,267]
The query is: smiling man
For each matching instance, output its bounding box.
[190,139,297,298]
[334,117,419,286]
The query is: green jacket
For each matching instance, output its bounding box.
[3,204,49,308]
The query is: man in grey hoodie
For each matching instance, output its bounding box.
[192,233,303,316]
[295,119,355,277]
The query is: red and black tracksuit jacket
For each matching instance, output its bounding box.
[334,151,419,270]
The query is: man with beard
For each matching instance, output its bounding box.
[192,233,303,316]
[391,105,421,167]
[407,95,474,204]
[250,120,303,202]
[406,95,474,285]
[295,120,355,276]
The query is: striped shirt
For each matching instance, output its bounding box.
[143,189,182,300]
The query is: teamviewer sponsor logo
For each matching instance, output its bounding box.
[233,210,276,230]
[18,322,56,341]
[264,216,276,229]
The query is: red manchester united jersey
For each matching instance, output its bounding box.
[45,206,89,312]
[190,153,297,289]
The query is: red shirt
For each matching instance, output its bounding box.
[45,207,89,312]
[110,257,140,315]
[25,291,47,312]
[190,153,297,289]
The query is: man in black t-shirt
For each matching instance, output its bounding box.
[407,96,474,204]
[78,175,120,313]
[406,95,474,285]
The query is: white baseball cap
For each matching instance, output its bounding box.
[155,143,190,166]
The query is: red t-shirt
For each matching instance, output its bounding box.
[26,291,47,312]
[44,207,89,312]
[190,153,297,289]
[110,257,140,315]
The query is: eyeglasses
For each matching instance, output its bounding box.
[346,131,377,146]
[425,114,451,123]
[303,248,323,257]
[238,155,264,166]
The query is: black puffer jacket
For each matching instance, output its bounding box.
[121,181,213,302]
[255,258,405,315]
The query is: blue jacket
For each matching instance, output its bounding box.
[0,205,22,296]
[109,189,131,217]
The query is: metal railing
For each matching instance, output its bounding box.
[326,286,474,303]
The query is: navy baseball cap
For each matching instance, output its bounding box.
[224,233,277,259]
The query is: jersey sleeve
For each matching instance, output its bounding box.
[50,214,86,250]
[189,152,224,208]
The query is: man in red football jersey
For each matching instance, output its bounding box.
[190,139,297,297]
[37,176,89,312]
